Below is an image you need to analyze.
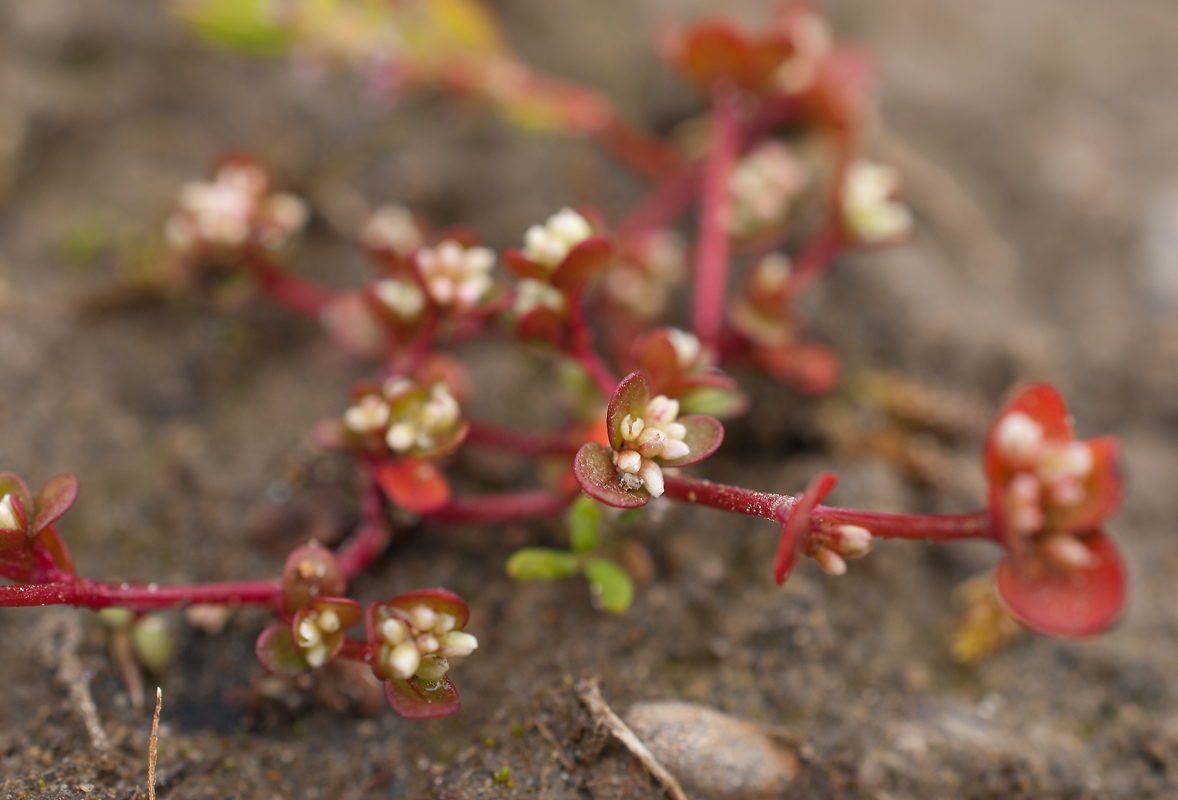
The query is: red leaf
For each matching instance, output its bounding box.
[1054,436,1124,533]
[753,342,841,396]
[984,382,1073,484]
[550,236,613,292]
[515,306,567,345]
[994,531,1126,639]
[385,587,471,629]
[574,443,648,509]
[677,22,758,89]
[384,675,461,720]
[657,415,724,468]
[376,460,451,514]
[606,372,649,451]
[255,625,310,677]
[774,471,839,585]
[502,249,548,281]
[281,542,347,616]
[33,473,79,535]
[37,526,75,574]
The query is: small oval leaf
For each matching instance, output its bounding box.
[993,531,1126,639]
[256,625,310,678]
[574,443,649,509]
[584,558,634,614]
[551,236,613,292]
[377,459,452,514]
[657,415,723,468]
[568,495,603,554]
[33,473,79,535]
[607,373,650,450]
[384,675,462,720]
[774,472,839,585]
[506,548,580,581]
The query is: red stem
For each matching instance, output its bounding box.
[787,224,845,299]
[566,289,619,398]
[691,88,739,351]
[662,474,997,543]
[335,478,394,581]
[243,248,335,316]
[338,638,371,662]
[0,575,282,611]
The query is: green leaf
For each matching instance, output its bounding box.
[584,558,633,614]
[506,548,579,581]
[177,0,291,55]
[568,496,602,554]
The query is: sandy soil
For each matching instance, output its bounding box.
[2,1,1178,798]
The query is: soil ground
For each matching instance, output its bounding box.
[3,1,1178,798]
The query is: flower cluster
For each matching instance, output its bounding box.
[293,598,361,668]
[414,240,496,311]
[727,141,809,237]
[984,384,1125,637]
[369,600,478,682]
[523,208,594,270]
[334,377,467,460]
[612,395,692,498]
[503,206,613,342]
[365,589,477,719]
[840,159,912,247]
[165,156,308,257]
[575,373,724,508]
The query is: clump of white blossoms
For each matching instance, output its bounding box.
[296,607,345,668]
[993,410,1096,568]
[523,207,593,269]
[612,395,691,498]
[383,379,461,455]
[165,161,308,253]
[840,160,913,246]
[373,277,427,320]
[728,141,808,236]
[339,378,463,457]
[361,204,424,258]
[372,603,478,682]
[415,240,495,310]
[513,278,566,317]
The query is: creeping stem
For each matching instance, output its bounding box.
[0,575,282,611]
[691,87,740,351]
[662,474,998,544]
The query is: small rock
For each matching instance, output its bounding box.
[624,701,798,800]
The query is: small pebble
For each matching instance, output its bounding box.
[624,701,797,800]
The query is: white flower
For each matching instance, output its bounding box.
[382,381,461,454]
[728,141,808,236]
[415,240,495,310]
[994,411,1044,469]
[513,278,566,316]
[665,328,701,370]
[374,278,427,320]
[0,494,18,530]
[841,160,913,246]
[523,207,593,270]
[373,603,478,682]
[361,204,423,257]
[344,394,391,433]
[611,393,691,498]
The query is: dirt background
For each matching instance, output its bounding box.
[2,0,1178,798]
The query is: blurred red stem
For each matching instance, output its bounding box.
[692,88,739,351]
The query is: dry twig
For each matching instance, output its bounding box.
[574,678,688,800]
[38,611,110,752]
[149,687,162,800]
